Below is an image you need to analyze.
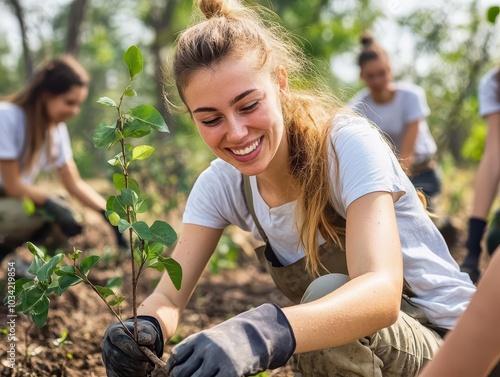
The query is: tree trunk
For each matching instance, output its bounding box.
[150,0,179,134]
[66,0,89,56]
[7,0,33,78]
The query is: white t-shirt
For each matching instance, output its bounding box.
[479,68,500,118]
[0,102,73,186]
[183,114,475,330]
[349,82,437,165]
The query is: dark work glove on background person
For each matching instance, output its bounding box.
[42,197,83,237]
[100,210,129,248]
[101,316,164,377]
[166,303,296,377]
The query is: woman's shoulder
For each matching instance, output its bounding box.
[331,112,377,138]
[479,67,499,86]
[0,102,26,128]
[0,102,24,117]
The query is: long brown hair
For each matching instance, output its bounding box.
[5,55,88,174]
[169,0,348,276]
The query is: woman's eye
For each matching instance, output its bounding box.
[241,101,259,112]
[201,117,221,126]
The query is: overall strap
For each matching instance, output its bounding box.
[242,175,268,243]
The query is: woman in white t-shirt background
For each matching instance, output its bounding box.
[101,1,475,376]
[350,33,440,204]
[461,67,500,284]
[0,55,127,264]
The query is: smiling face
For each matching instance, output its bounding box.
[360,57,392,94]
[183,57,289,177]
[44,85,88,124]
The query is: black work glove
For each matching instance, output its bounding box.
[100,210,129,248]
[487,209,500,255]
[166,303,296,377]
[102,316,164,377]
[41,197,83,237]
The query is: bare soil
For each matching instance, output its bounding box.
[0,193,490,377]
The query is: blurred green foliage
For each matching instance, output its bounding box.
[1,0,499,221]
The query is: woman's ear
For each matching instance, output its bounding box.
[277,65,288,91]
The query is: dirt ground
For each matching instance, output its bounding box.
[0,193,491,377]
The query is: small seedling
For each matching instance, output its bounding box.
[7,45,182,373]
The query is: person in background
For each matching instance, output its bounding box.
[0,55,127,265]
[101,0,475,376]
[419,247,500,377]
[349,33,440,204]
[460,66,500,284]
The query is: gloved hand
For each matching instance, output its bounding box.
[41,197,83,237]
[166,303,296,377]
[100,210,130,248]
[486,209,500,255]
[461,217,487,283]
[102,316,164,377]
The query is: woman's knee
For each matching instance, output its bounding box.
[301,273,350,304]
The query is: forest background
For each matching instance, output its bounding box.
[1,0,499,219]
[1,1,500,376]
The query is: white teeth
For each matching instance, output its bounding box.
[230,139,260,156]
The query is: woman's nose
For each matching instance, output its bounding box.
[226,117,248,142]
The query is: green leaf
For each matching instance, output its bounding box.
[31,296,50,328]
[97,97,117,107]
[150,220,177,247]
[14,278,35,297]
[159,256,182,290]
[123,45,143,79]
[122,119,151,139]
[95,285,115,299]
[106,277,123,288]
[25,288,45,311]
[36,254,64,283]
[108,296,125,307]
[57,275,83,294]
[55,265,76,276]
[121,188,138,206]
[107,155,122,166]
[106,196,116,212]
[487,6,500,23]
[22,198,36,215]
[108,212,121,226]
[27,257,44,275]
[133,248,143,264]
[112,174,141,195]
[46,280,60,295]
[118,219,131,233]
[27,242,45,259]
[79,255,101,276]
[132,221,152,240]
[112,196,128,218]
[128,105,169,132]
[67,249,82,260]
[136,198,148,213]
[145,242,164,259]
[93,123,117,148]
[132,145,155,161]
[124,87,137,97]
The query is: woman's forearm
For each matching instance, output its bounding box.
[138,291,182,342]
[284,273,400,354]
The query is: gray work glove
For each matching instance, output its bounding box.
[101,316,164,377]
[166,303,296,377]
[41,197,83,237]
